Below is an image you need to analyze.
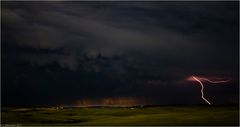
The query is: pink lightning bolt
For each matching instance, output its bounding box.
[190,75,229,105]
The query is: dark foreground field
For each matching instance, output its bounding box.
[1,106,239,126]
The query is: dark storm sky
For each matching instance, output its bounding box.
[1,1,239,106]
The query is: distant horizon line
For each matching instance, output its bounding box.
[2,103,239,108]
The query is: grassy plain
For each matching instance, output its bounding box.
[1,106,239,126]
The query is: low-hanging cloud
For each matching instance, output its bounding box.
[2,2,239,105]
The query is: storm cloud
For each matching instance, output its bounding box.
[1,1,239,106]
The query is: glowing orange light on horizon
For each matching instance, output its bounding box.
[75,97,150,107]
[190,75,229,105]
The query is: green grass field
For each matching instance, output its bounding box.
[1,106,239,126]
